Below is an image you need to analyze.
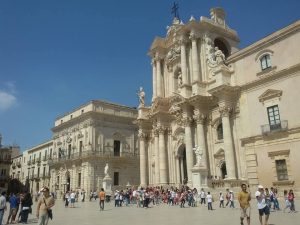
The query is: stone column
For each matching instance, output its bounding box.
[152,59,157,100]
[154,129,160,184]
[139,132,147,186]
[193,110,207,169]
[190,31,200,83]
[175,155,180,185]
[158,126,167,184]
[183,116,194,185]
[156,56,162,97]
[179,38,188,85]
[220,106,236,179]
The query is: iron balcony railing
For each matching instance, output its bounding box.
[48,150,138,165]
[261,120,288,135]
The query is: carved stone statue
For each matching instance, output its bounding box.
[138,87,145,107]
[178,72,183,87]
[104,163,109,177]
[214,47,225,65]
[193,145,203,166]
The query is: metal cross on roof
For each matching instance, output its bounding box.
[171,2,180,20]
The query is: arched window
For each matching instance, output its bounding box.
[260,54,271,70]
[217,123,223,140]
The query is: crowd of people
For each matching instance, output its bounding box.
[0,184,297,225]
[0,187,55,225]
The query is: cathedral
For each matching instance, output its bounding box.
[137,8,300,193]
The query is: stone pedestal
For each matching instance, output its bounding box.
[102,175,112,195]
[191,166,208,191]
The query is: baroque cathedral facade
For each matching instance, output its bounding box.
[137,8,300,192]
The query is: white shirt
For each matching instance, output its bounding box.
[0,195,6,209]
[200,191,206,198]
[207,194,213,203]
[219,194,224,201]
[255,191,266,209]
[70,192,76,199]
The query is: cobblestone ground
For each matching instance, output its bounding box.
[3,199,299,225]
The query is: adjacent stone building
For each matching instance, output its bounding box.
[49,100,139,196]
[137,8,300,193]
[0,134,20,192]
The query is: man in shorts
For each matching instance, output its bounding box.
[238,183,251,225]
[255,185,270,225]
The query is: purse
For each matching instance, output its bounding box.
[43,198,53,220]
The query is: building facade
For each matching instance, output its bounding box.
[49,100,139,197]
[0,134,20,192]
[22,140,53,195]
[137,8,300,193]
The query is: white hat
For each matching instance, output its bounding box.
[258,185,264,189]
[230,190,233,192]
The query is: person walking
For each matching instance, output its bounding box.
[20,191,33,224]
[288,189,295,212]
[36,187,55,225]
[99,188,106,211]
[219,191,225,208]
[255,185,270,225]
[0,191,7,225]
[6,193,18,224]
[206,192,213,210]
[199,188,206,205]
[238,183,251,225]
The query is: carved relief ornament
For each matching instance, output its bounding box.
[219,106,232,117]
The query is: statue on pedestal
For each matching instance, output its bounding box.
[137,87,145,107]
[193,145,203,166]
[104,163,109,177]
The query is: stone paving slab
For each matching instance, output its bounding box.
[2,199,299,225]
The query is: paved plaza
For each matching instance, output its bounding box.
[2,199,299,225]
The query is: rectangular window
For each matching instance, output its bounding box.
[68,144,71,159]
[78,173,81,187]
[43,167,46,176]
[267,105,281,130]
[79,141,83,156]
[114,140,120,157]
[114,172,119,185]
[261,54,271,70]
[276,159,288,181]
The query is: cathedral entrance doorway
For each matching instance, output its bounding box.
[221,162,227,179]
[178,145,188,184]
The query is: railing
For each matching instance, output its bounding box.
[261,120,288,135]
[12,163,16,169]
[48,150,138,165]
[43,156,48,161]
[27,160,31,166]
[17,162,21,168]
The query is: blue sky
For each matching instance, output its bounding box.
[0,0,299,151]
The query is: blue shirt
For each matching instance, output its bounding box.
[9,195,18,208]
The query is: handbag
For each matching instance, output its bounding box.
[43,198,53,220]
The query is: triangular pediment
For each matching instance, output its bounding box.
[258,89,282,102]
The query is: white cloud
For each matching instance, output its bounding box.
[0,91,17,111]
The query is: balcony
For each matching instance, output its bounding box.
[27,160,31,166]
[43,156,48,161]
[261,120,288,135]
[12,163,16,169]
[17,162,21,168]
[48,150,138,166]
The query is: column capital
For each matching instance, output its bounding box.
[138,130,148,140]
[189,30,200,41]
[193,111,206,124]
[182,116,193,127]
[219,106,232,117]
[157,126,166,134]
[153,128,159,137]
